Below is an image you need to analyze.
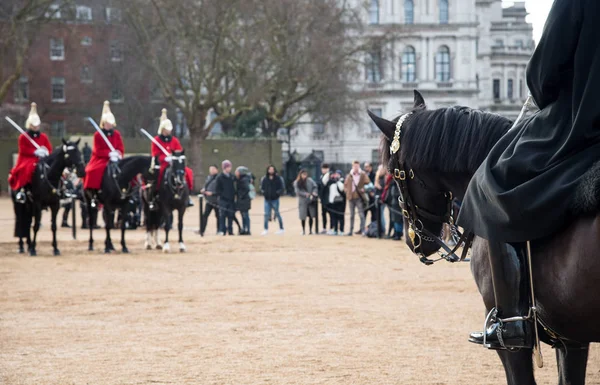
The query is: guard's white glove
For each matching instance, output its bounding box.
[164,155,172,163]
[109,150,122,163]
[34,146,49,158]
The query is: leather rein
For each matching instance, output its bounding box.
[390,112,474,265]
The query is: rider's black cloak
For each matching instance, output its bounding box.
[457,0,600,242]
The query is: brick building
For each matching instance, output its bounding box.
[3,0,160,138]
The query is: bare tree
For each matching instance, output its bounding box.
[0,1,71,104]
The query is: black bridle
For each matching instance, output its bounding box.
[390,113,474,265]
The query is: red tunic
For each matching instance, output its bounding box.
[151,135,194,190]
[83,129,125,190]
[8,132,53,191]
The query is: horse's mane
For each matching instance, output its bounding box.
[118,155,152,184]
[382,106,514,174]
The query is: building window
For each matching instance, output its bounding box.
[401,46,416,82]
[313,150,324,161]
[105,7,122,22]
[45,4,61,19]
[369,108,383,133]
[435,46,451,82]
[439,0,449,24]
[80,66,92,83]
[369,0,379,24]
[313,121,325,134]
[366,49,382,83]
[81,36,92,46]
[15,77,29,102]
[404,0,414,24]
[50,38,64,60]
[76,6,92,21]
[519,79,524,98]
[507,79,514,100]
[372,149,381,164]
[493,79,500,100]
[494,39,504,47]
[111,81,123,102]
[515,39,523,48]
[50,121,65,137]
[51,77,65,102]
[110,41,123,62]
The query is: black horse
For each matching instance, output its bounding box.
[12,139,85,256]
[370,91,598,385]
[142,151,189,253]
[84,155,152,253]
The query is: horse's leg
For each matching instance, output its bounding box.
[497,350,536,385]
[18,238,24,254]
[121,207,129,254]
[87,200,95,251]
[30,207,42,257]
[103,208,114,253]
[163,208,171,253]
[178,208,186,252]
[51,203,60,256]
[556,344,589,385]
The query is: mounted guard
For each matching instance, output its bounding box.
[83,101,125,206]
[147,109,194,207]
[9,103,52,203]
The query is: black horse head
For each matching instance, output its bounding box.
[170,150,186,185]
[368,90,512,259]
[60,138,86,177]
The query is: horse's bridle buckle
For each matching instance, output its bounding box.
[394,169,406,180]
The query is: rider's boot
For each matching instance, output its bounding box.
[187,197,194,207]
[469,242,533,350]
[15,188,26,204]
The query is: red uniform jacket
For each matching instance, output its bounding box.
[8,132,53,191]
[151,135,193,190]
[84,129,125,190]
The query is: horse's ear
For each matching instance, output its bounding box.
[75,138,81,145]
[61,138,67,145]
[367,110,395,140]
[413,90,426,109]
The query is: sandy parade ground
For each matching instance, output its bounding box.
[1,196,598,384]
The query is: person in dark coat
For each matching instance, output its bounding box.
[260,165,285,235]
[317,164,331,233]
[216,160,236,235]
[200,165,220,234]
[459,0,600,350]
[235,166,252,235]
[324,170,345,235]
[82,142,92,164]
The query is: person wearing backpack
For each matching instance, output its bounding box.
[260,165,285,235]
[235,166,253,235]
[325,170,345,235]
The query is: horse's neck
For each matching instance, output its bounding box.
[46,156,65,183]
[119,157,150,184]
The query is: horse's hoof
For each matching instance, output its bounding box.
[122,247,129,254]
[88,246,94,251]
[29,250,37,257]
[144,242,152,250]
[179,242,186,252]
[53,249,61,256]
[18,248,24,254]
[156,245,162,250]
[104,248,112,254]
[162,243,170,253]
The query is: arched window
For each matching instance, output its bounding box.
[435,46,451,82]
[404,0,414,24]
[369,0,379,24]
[401,46,416,82]
[439,0,449,24]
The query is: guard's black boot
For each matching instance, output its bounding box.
[468,242,533,350]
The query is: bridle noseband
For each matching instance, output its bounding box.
[390,113,474,265]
